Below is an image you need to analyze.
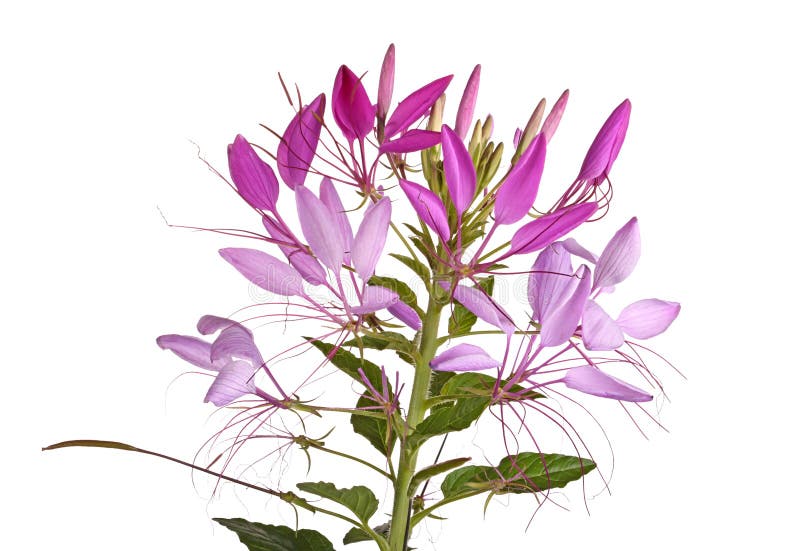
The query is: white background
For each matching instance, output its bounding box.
[4,1,799,549]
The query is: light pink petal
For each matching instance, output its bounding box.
[452,284,514,336]
[332,65,375,143]
[210,324,264,367]
[351,285,400,315]
[204,360,258,407]
[507,202,598,257]
[541,89,569,143]
[577,99,631,182]
[442,124,476,215]
[296,186,345,271]
[156,334,218,371]
[387,300,422,330]
[197,315,250,336]
[430,343,499,372]
[563,365,652,402]
[593,217,640,291]
[352,197,391,281]
[528,242,574,321]
[379,129,441,154]
[376,44,395,120]
[219,248,305,296]
[494,133,546,225]
[616,299,680,339]
[454,64,481,140]
[319,177,354,263]
[228,135,279,211]
[398,179,451,241]
[540,265,592,348]
[261,216,327,286]
[276,94,325,189]
[384,75,453,137]
[561,237,598,264]
[581,300,625,351]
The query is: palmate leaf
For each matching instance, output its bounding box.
[296,481,379,523]
[214,518,335,551]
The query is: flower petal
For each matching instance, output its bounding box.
[387,300,422,330]
[442,124,476,215]
[296,185,345,271]
[204,360,258,407]
[377,44,395,120]
[541,89,569,143]
[261,216,327,286]
[540,265,592,348]
[528,242,574,322]
[430,343,500,372]
[452,284,514,335]
[562,365,652,402]
[581,300,625,351]
[494,133,546,225]
[156,334,217,371]
[228,135,279,211]
[616,299,680,339]
[379,129,441,154]
[577,99,631,182]
[197,315,250,336]
[276,94,325,189]
[351,285,399,314]
[593,217,640,291]
[561,237,598,264]
[219,248,305,296]
[507,202,598,257]
[319,177,354,263]
[196,316,264,367]
[332,65,375,143]
[398,179,451,241]
[454,64,481,140]
[384,75,453,138]
[352,197,391,281]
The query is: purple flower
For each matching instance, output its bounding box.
[398,179,451,242]
[576,99,631,185]
[494,133,546,225]
[430,343,499,372]
[454,64,481,140]
[442,124,476,216]
[228,134,280,212]
[376,44,395,121]
[384,75,453,138]
[332,65,375,143]
[277,94,325,189]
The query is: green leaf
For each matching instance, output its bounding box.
[368,275,424,317]
[214,518,335,551]
[296,482,379,523]
[428,370,455,397]
[389,253,431,282]
[411,373,493,444]
[439,466,496,498]
[306,339,384,390]
[351,391,396,455]
[342,332,415,365]
[447,276,494,336]
[408,457,471,496]
[342,527,372,545]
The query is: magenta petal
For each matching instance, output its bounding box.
[296,186,345,271]
[219,248,304,297]
[561,237,598,264]
[616,299,680,339]
[156,334,217,371]
[384,75,453,138]
[277,94,325,189]
[452,284,514,335]
[494,133,546,225]
[351,285,399,314]
[204,360,258,407]
[377,44,395,120]
[562,365,652,402]
[319,177,354,263]
[577,99,631,182]
[430,343,499,372]
[387,300,422,330]
[352,197,391,281]
[379,129,442,154]
[593,217,640,291]
[539,265,592,348]
[228,135,279,211]
[507,203,598,257]
[398,179,451,241]
[442,124,476,215]
[454,64,481,140]
[541,89,569,143]
[332,65,375,143]
[581,300,625,351]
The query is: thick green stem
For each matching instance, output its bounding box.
[387,293,444,551]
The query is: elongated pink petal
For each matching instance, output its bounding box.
[581,300,625,351]
[507,202,598,257]
[593,217,640,291]
[296,186,345,271]
[528,242,574,321]
[398,179,451,241]
[384,75,453,138]
[351,285,399,315]
[387,300,422,330]
[352,197,391,281]
[277,94,325,189]
[442,125,476,215]
[617,299,680,339]
[454,65,481,140]
[562,365,652,402]
[541,89,569,143]
[319,177,354,263]
[430,343,499,372]
[540,265,592,348]
[219,248,304,296]
[156,334,217,371]
[228,135,279,211]
[379,129,442,154]
[494,133,546,225]
[377,44,395,120]
[561,237,597,264]
[452,284,514,335]
[197,315,250,336]
[332,65,375,143]
[577,99,631,182]
[210,324,264,367]
[204,360,258,407]
[261,216,327,285]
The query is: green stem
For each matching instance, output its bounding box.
[303,440,394,481]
